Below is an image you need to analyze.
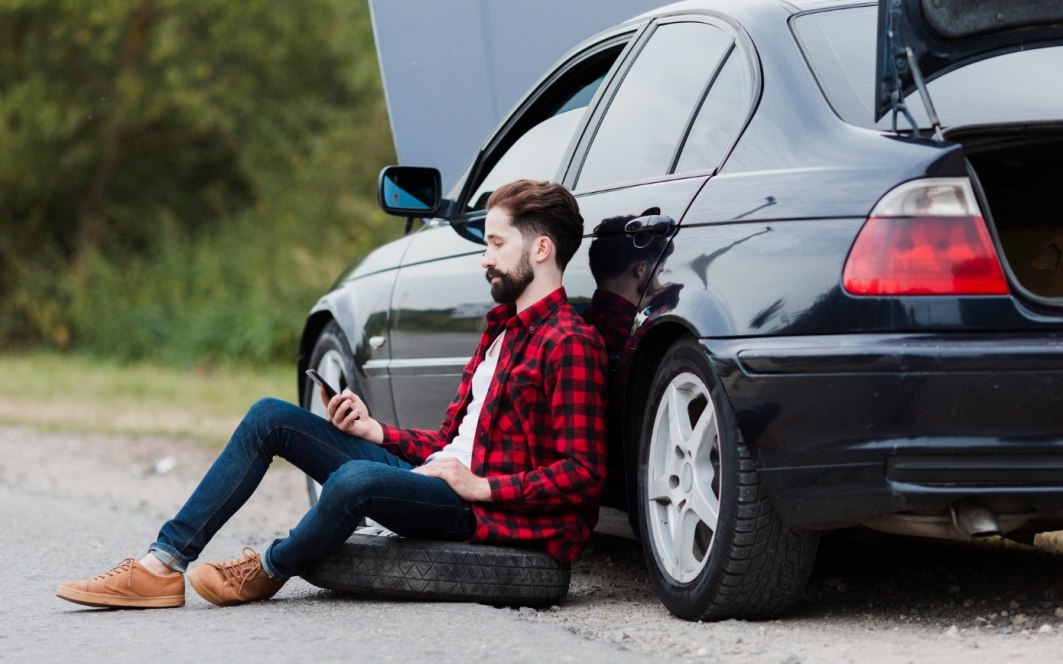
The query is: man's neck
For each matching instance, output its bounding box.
[515,274,563,313]
[598,277,641,306]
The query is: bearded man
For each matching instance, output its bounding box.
[56,180,608,609]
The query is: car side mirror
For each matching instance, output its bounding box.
[377,166,446,218]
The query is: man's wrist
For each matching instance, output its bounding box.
[367,419,391,445]
[369,420,385,445]
[476,477,493,502]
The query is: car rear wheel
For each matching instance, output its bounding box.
[638,336,819,620]
[302,320,358,507]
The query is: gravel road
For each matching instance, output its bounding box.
[4,424,1063,663]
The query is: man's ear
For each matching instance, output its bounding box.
[631,260,648,280]
[532,236,554,265]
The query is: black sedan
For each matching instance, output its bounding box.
[296,0,1063,620]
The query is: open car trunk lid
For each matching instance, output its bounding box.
[875,0,1063,122]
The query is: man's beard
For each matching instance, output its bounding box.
[486,249,534,304]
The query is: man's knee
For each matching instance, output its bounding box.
[246,396,290,422]
[244,396,312,435]
[323,461,389,503]
[240,397,305,457]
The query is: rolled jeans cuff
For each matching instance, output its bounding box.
[262,539,290,581]
[148,543,188,574]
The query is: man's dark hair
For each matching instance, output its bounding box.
[486,180,584,271]
[588,213,675,283]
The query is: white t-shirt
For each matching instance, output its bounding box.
[425,332,504,468]
[359,332,505,538]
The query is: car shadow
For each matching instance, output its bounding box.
[572,528,1063,629]
[792,527,1063,630]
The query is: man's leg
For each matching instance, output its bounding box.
[57,396,407,608]
[149,397,409,573]
[264,460,476,579]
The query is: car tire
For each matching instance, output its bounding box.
[637,336,819,621]
[302,534,571,605]
[302,320,360,507]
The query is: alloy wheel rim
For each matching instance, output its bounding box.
[647,371,722,584]
[307,349,348,502]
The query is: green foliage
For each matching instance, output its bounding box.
[0,0,400,364]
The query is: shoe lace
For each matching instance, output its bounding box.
[219,547,265,596]
[93,558,138,588]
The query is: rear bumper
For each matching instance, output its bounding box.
[704,332,1063,529]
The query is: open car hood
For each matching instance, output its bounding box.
[875,0,1063,122]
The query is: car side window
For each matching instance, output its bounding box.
[575,22,732,192]
[674,50,752,174]
[465,44,625,212]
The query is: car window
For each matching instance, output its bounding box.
[674,50,752,174]
[576,22,733,191]
[793,7,1063,130]
[468,107,587,209]
[465,48,622,212]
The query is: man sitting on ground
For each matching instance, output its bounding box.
[57,180,608,609]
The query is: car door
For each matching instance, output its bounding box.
[560,16,760,512]
[387,30,639,429]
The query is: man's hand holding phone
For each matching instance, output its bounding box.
[321,387,384,444]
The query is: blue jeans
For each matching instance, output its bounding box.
[148,398,475,579]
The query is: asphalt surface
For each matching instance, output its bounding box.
[0,484,651,664]
[6,424,1063,663]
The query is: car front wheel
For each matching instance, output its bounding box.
[637,336,819,620]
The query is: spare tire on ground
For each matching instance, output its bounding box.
[302,534,571,605]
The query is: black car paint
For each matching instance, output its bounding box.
[298,0,1063,535]
[708,332,1063,529]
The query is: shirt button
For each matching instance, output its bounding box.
[528,325,535,332]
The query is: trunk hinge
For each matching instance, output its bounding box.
[905,47,944,142]
[885,3,944,142]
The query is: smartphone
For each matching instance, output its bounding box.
[305,369,338,399]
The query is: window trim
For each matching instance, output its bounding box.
[567,12,763,195]
[787,3,879,130]
[668,41,737,175]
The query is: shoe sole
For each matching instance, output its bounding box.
[187,567,239,607]
[56,586,184,609]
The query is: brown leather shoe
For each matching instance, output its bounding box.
[187,547,286,607]
[56,558,185,608]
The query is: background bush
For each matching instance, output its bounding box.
[0,0,400,365]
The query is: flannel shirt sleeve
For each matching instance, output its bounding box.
[486,332,608,509]
[377,422,446,466]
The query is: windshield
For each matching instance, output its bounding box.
[793,6,1063,130]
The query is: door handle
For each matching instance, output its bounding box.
[368,336,386,349]
[624,214,677,248]
[624,214,676,235]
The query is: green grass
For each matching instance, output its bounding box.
[0,352,297,446]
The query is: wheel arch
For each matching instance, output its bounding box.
[297,309,338,406]
[621,319,698,521]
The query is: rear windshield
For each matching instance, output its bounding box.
[793,6,1063,130]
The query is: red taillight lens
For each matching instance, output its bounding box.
[843,179,1010,296]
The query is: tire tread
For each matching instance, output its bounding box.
[697,442,818,620]
[302,535,570,606]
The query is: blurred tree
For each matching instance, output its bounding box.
[0,0,399,362]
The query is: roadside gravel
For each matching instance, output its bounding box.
[5,424,1063,662]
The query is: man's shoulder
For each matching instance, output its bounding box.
[540,303,607,356]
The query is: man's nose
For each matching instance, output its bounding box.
[481,252,493,269]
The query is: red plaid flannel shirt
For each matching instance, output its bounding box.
[379,287,608,563]
[580,288,638,366]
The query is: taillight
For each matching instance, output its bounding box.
[843,178,1009,296]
